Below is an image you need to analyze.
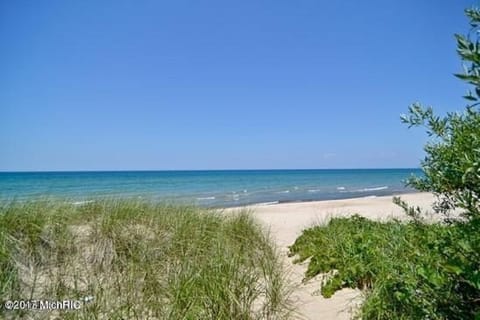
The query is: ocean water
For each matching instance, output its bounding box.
[0,169,422,207]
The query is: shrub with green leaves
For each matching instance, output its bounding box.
[398,7,480,317]
[289,216,480,319]
[400,8,480,220]
[290,6,480,319]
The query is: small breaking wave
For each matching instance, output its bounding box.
[337,186,346,190]
[308,189,321,193]
[197,196,215,200]
[256,201,279,206]
[276,190,290,194]
[355,186,389,192]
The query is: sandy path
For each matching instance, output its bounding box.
[240,193,436,319]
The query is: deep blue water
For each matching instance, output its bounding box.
[0,169,422,207]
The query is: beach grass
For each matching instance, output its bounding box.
[0,200,292,320]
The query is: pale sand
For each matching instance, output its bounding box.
[238,192,436,320]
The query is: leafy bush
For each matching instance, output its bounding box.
[289,216,480,319]
[400,8,480,220]
[398,7,480,318]
[290,7,480,319]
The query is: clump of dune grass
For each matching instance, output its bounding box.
[0,200,292,319]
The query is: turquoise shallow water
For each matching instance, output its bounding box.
[0,169,421,207]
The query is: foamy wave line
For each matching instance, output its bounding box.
[308,189,321,193]
[337,186,346,190]
[356,186,389,192]
[276,190,290,194]
[256,201,279,206]
[197,196,215,200]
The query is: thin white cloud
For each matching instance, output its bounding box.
[322,153,337,159]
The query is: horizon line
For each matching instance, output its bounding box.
[0,167,422,173]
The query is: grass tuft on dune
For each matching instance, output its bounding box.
[0,200,292,320]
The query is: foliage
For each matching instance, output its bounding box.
[289,216,480,319]
[400,8,480,219]
[290,7,480,319]
[396,7,480,317]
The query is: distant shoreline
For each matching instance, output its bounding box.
[225,191,426,210]
[214,188,417,209]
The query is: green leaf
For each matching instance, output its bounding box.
[463,94,478,101]
[443,264,462,275]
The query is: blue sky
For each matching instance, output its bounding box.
[0,0,476,171]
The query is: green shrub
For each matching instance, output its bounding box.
[290,8,480,319]
[289,216,480,319]
[400,8,480,220]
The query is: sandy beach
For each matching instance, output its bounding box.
[245,192,436,320]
